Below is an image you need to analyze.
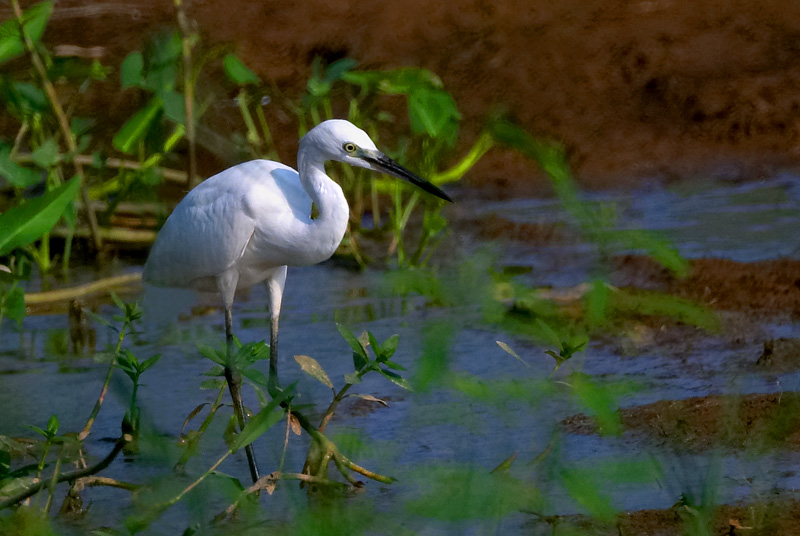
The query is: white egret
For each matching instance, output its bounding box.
[143,119,452,482]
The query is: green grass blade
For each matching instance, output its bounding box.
[0,176,80,256]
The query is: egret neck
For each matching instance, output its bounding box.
[295,147,349,265]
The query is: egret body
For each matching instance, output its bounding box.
[144,119,451,482]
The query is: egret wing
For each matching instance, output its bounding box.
[144,160,306,290]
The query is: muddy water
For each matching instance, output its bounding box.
[2,173,800,531]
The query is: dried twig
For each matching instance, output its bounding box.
[11,153,188,183]
[24,273,143,307]
[174,0,198,188]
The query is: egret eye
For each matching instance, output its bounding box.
[343,142,357,154]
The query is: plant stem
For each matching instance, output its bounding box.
[32,440,52,510]
[213,471,348,523]
[44,445,64,513]
[318,383,353,434]
[11,0,103,252]
[431,129,494,184]
[0,436,129,510]
[175,0,198,188]
[236,89,262,152]
[79,322,129,440]
[12,153,188,183]
[80,475,141,491]
[161,450,230,511]
[255,102,276,159]
[293,409,395,484]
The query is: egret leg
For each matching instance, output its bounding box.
[266,267,287,395]
[224,306,260,482]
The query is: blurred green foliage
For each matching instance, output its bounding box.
[0,3,754,536]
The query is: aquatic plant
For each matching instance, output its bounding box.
[0,298,416,533]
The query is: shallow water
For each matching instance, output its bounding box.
[2,173,800,531]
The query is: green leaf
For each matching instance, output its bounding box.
[116,349,137,372]
[584,278,610,327]
[109,290,125,312]
[616,229,689,277]
[28,425,47,439]
[294,354,333,389]
[223,54,260,85]
[229,385,293,452]
[200,378,226,390]
[31,138,60,168]
[570,373,622,436]
[242,367,268,388]
[379,334,400,361]
[343,372,361,385]
[337,323,369,369]
[46,414,59,436]
[12,82,48,113]
[558,466,617,521]
[4,286,25,324]
[234,340,269,367]
[412,321,452,391]
[380,368,412,391]
[533,319,562,348]
[324,57,357,83]
[160,90,186,125]
[610,288,720,332]
[0,144,41,187]
[84,309,113,329]
[0,449,9,477]
[0,1,53,66]
[203,365,225,377]
[343,67,441,95]
[0,176,80,256]
[367,331,380,359]
[381,359,406,371]
[140,354,161,373]
[49,56,106,82]
[490,453,517,474]
[120,51,145,89]
[306,57,331,97]
[197,343,226,366]
[408,87,460,145]
[407,466,541,520]
[124,302,143,322]
[70,117,95,137]
[142,31,181,93]
[113,96,163,154]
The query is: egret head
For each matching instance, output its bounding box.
[302,119,452,203]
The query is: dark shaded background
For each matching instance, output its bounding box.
[23,0,800,195]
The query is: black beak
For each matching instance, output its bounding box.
[364,153,453,203]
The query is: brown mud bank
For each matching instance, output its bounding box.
[15,0,800,195]
[530,499,800,536]
[612,256,800,318]
[556,254,800,534]
[560,255,800,450]
[563,392,800,452]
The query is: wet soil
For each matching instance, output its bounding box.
[561,254,800,531]
[533,499,800,536]
[563,392,800,452]
[7,1,800,532]
[11,0,800,195]
[612,255,800,318]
